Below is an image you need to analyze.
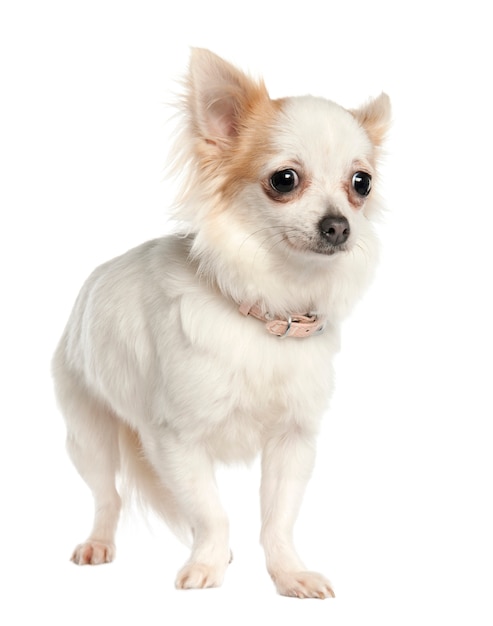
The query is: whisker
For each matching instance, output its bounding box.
[238,225,283,253]
[238,226,299,257]
[352,240,371,264]
[252,229,300,265]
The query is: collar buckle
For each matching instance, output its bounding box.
[240,304,326,338]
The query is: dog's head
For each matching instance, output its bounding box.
[174,49,390,263]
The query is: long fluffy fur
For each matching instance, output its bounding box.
[52,49,391,598]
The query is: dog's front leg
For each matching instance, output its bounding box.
[260,430,335,599]
[175,456,231,589]
[145,434,231,589]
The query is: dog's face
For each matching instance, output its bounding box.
[233,95,382,258]
[178,49,390,264]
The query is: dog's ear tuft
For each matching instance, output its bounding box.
[351,93,392,147]
[186,48,269,148]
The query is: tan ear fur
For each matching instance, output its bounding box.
[351,93,392,146]
[187,48,270,147]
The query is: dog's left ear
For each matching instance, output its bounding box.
[351,93,392,147]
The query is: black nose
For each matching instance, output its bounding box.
[319,215,350,246]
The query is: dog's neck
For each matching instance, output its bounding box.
[186,223,376,330]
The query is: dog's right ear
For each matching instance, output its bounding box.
[186,48,269,149]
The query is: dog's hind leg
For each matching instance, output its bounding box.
[54,364,122,565]
[67,411,122,565]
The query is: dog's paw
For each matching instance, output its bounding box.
[273,570,335,599]
[175,562,226,590]
[71,541,115,565]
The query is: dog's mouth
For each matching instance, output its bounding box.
[310,242,349,257]
[319,243,349,256]
[282,232,350,257]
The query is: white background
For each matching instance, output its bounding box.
[1,1,492,624]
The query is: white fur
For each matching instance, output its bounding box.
[52,49,390,598]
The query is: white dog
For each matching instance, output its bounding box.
[52,48,390,599]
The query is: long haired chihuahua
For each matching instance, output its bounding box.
[52,49,390,598]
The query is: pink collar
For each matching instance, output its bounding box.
[239,303,326,338]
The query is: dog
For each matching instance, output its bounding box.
[52,48,390,599]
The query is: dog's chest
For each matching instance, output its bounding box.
[166,315,337,462]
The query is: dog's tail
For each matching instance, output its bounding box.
[117,423,191,545]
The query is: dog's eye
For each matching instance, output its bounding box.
[352,171,372,197]
[270,169,299,194]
